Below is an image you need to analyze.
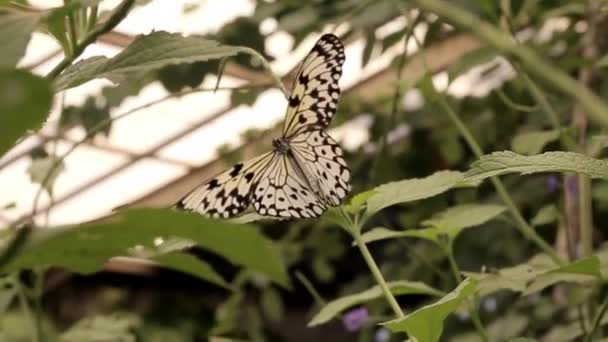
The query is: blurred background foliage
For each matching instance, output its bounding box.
[2,0,608,341]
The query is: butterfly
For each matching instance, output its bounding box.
[177,33,350,219]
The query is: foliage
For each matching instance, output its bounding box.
[2,0,608,341]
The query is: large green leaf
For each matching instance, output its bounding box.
[0,70,53,157]
[60,312,139,342]
[465,151,608,183]
[54,31,240,91]
[365,171,477,218]
[381,278,477,342]
[308,281,443,326]
[0,10,41,68]
[4,209,289,288]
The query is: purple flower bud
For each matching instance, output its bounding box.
[546,175,560,192]
[342,307,369,332]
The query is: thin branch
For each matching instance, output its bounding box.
[369,11,421,185]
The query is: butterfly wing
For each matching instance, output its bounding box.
[177,152,274,218]
[251,153,327,218]
[289,130,350,206]
[282,34,345,138]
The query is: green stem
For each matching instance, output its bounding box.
[517,70,578,151]
[46,0,135,80]
[579,176,593,257]
[585,294,608,342]
[353,230,404,318]
[295,271,326,308]
[435,96,562,264]
[234,46,290,98]
[14,276,38,342]
[66,11,78,56]
[411,0,608,128]
[495,88,538,113]
[32,268,45,342]
[443,243,488,342]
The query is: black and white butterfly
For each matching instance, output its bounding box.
[177,34,350,218]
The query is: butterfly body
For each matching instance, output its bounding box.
[178,34,350,219]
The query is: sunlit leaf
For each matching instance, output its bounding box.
[0,70,53,158]
[260,286,284,322]
[464,255,601,297]
[0,10,41,68]
[360,226,441,245]
[308,281,443,326]
[511,130,561,156]
[345,190,377,214]
[381,278,477,341]
[465,151,608,183]
[54,31,240,91]
[422,204,506,231]
[60,312,139,342]
[27,155,64,195]
[366,171,477,218]
[4,209,290,288]
[531,204,559,226]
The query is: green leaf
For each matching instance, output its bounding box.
[361,204,504,246]
[464,255,601,297]
[465,151,608,183]
[422,204,506,231]
[260,286,284,322]
[524,256,601,295]
[153,252,230,289]
[511,130,561,156]
[54,31,240,91]
[381,278,477,341]
[0,70,53,157]
[509,338,537,342]
[366,171,476,218]
[43,1,104,54]
[60,312,139,342]
[447,46,497,82]
[0,10,41,68]
[345,190,377,214]
[27,155,65,194]
[360,226,441,245]
[5,209,290,288]
[531,204,558,226]
[308,281,443,326]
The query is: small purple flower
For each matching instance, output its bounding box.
[342,307,369,332]
[546,175,561,192]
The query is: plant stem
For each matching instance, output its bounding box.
[444,243,488,342]
[295,271,326,308]
[585,294,608,342]
[353,230,405,318]
[234,47,289,98]
[46,0,135,80]
[435,96,562,264]
[14,276,38,342]
[411,0,608,129]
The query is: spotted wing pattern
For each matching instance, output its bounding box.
[282,34,345,138]
[177,34,349,219]
[251,154,327,218]
[289,130,350,206]
[177,152,273,218]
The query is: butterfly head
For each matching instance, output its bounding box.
[272,138,291,154]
